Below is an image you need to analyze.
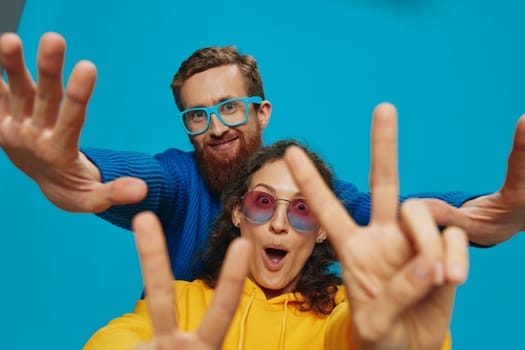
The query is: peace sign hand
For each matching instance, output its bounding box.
[131,212,251,350]
[285,103,469,350]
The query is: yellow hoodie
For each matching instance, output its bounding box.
[84,278,451,350]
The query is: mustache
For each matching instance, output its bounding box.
[208,131,238,143]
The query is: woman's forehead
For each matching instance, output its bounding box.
[249,160,300,196]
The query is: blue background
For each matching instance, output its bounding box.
[1,0,524,348]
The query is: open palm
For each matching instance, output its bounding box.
[0,32,146,213]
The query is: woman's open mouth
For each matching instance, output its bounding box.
[263,247,288,271]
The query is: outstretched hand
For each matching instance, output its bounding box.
[285,103,469,350]
[424,114,525,246]
[0,32,146,212]
[131,211,251,350]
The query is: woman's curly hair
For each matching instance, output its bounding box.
[197,139,342,315]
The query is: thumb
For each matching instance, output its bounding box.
[104,176,148,208]
[421,198,469,229]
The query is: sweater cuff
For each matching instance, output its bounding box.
[80,147,168,230]
[81,147,162,183]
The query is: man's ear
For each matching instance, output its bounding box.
[256,100,272,129]
[232,202,243,228]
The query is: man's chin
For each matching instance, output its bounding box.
[206,146,239,162]
[195,150,242,193]
[193,131,262,193]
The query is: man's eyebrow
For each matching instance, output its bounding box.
[185,95,237,109]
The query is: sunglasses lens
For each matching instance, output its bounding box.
[288,199,317,231]
[242,191,318,231]
[242,191,275,223]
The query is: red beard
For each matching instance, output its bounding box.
[193,131,262,193]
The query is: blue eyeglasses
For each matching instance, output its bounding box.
[178,96,263,135]
[240,190,319,232]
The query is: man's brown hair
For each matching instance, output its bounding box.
[171,46,265,110]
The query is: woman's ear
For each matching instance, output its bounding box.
[232,202,243,228]
[316,228,327,244]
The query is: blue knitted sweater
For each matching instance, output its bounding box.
[83,147,477,281]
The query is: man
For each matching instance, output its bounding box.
[1,32,524,281]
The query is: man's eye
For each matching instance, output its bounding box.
[221,102,239,114]
[191,110,207,119]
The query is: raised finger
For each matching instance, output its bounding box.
[53,60,96,151]
[400,200,444,284]
[442,226,469,284]
[197,238,252,348]
[284,146,358,252]
[132,211,178,337]
[0,79,10,122]
[0,32,35,119]
[501,114,525,198]
[370,103,400,225]
[33,32,65,128]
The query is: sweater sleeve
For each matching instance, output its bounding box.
[82,148,176,231]
[333,179,488,247]
[324,302,353,350]
[323,302,452,350]
[83,281,208,350]
[83,301,152,350]
[334,179,479,226]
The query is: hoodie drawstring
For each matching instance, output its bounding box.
[279,299,289,350]
[237,288,256,350]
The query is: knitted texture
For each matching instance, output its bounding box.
[83,147,479,280]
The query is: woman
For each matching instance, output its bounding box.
[85,136,468,350]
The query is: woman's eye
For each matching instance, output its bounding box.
[294,201,309,214]
[256,194,273,207]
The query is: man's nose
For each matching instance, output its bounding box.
[207,113,229,136]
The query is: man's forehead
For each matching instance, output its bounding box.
[180,65,249,108]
